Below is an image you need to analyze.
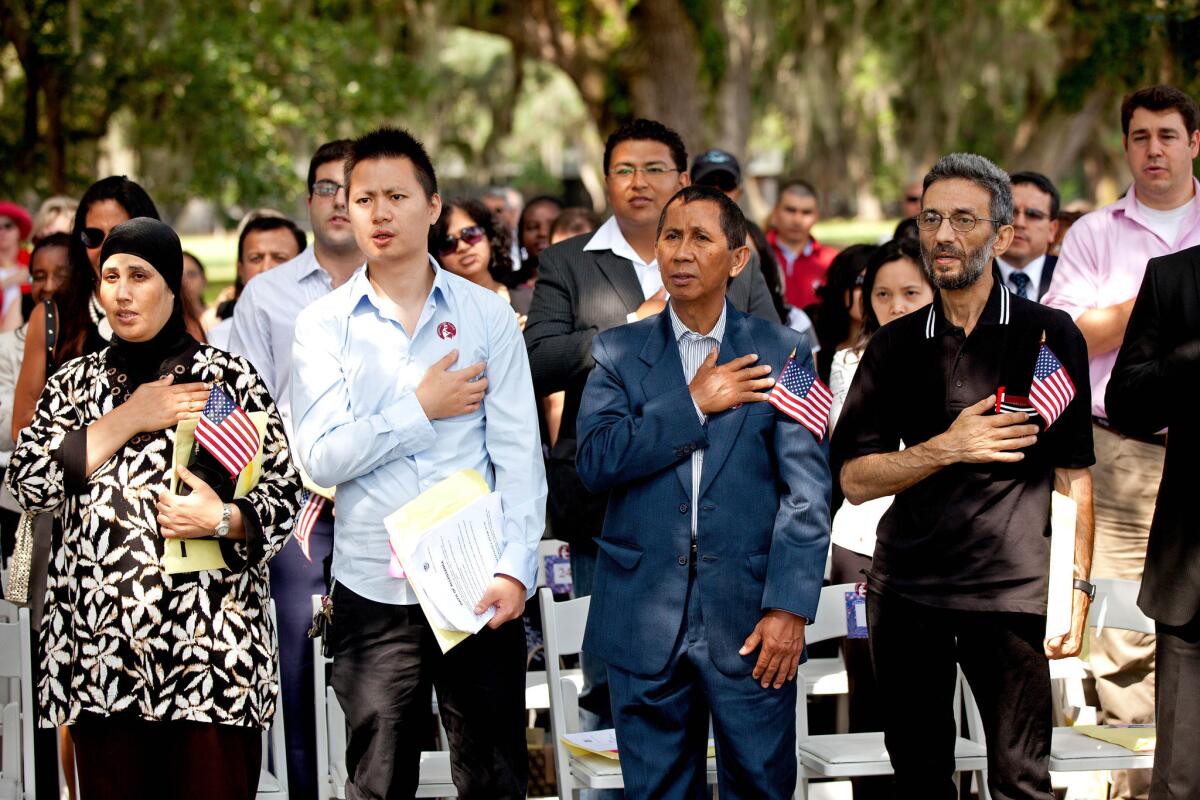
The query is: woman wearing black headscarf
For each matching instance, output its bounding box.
[6,218,302,799]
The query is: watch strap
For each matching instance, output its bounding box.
[1073,578,1096,600]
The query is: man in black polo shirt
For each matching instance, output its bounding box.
[833,153,1096,800]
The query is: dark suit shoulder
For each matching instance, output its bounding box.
[593,313,658,352]
[1147,241,1200,271]
[1011,292,1081,340]
[537,232,594,269]
[739,309,807,358]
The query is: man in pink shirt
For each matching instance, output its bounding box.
[1043,84,1200,800]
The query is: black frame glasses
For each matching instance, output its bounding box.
[312,179,344,198]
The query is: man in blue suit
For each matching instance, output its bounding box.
[576,185,832,799]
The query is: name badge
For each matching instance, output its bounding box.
[545,544,573,595]
[845,583,868,639]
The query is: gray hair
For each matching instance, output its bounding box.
[923,153,1013,226]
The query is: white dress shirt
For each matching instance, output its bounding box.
[584,216,663,301]
[997,254,1046,299]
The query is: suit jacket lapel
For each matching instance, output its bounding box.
[596,250,647,313]
[699,305,753,497]
[1038,255,1057,301]
[638,312,693,497]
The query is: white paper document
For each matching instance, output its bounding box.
[403,491,505,634]
[1045,492,1078,639]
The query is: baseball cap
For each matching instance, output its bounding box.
[690,149,741,189]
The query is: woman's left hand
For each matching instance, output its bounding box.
[156,464,224,539]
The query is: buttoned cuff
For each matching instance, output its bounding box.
[495,541,538,598]
[626,312,639,324]
[379,391,436,453]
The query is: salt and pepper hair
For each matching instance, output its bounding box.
[922,153,1014,227]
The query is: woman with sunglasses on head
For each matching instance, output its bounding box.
[12,176,165,439]
[430,198,532,324]
[6,218,301,800]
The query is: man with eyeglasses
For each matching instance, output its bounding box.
[997,171,1061,302]
[834,153,1095,799]
[1043,85,1200,799]
[525,118,776,732]
[227,139,363,800]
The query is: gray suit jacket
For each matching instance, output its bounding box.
[524,232,777,546]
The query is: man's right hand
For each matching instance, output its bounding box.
[931,394,1039,464]
[415,350,488,420]
[688,349,775,415]
[633,288,667,320]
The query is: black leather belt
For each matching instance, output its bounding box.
[1093,416,1166,447]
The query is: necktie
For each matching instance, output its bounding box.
[1009,271,1031,299]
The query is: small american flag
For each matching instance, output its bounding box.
[293,491,327,562]
[1029,343,1075,427]
[195,384,260,477]
[768,355,833,440]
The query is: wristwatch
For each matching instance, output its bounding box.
[1073,578,1096,600]
[214,503,232,539]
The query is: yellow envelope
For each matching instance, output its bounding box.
[384,469,491,653]
[1074,724,1156,752]
[162,413,268,575]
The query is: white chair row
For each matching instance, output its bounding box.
[538,577,1158,800]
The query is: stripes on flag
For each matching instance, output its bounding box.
[1029,343,1075,427]
[768,356,833,440]
[293,491,327,562]
[995,387,1039,417]
[194,384,260,477]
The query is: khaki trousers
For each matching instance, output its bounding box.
[1090,424,1163,799]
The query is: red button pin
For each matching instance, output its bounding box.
[437,321,457,340]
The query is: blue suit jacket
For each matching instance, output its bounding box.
[576,303,831,678]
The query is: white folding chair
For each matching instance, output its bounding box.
[539,587,719,798]
[256,599,289,799]
[795,584,988,800]
[310,595,455,799]
[961,578,1155,799]
[0,606,35,800]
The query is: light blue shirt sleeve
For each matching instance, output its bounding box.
[228,280,274,390]
[289,306,437,488]
[482,303,548,592]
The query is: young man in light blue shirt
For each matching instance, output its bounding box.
[290,127,547,799]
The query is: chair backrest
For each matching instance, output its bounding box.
[1089,578,1153,635]
[258,599,289,799]
[0,608,34,800]
[802,583,859,646]
[539,587,591,799]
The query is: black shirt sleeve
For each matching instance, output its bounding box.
[830,328,902,477]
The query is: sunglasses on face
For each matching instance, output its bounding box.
[436,225,486,257]
[80,227,107,249]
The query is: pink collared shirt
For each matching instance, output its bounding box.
[1042,179,1200,418]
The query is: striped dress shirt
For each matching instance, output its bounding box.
[668,303,727,540]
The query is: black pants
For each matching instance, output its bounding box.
[329,583,528,800]
[72,712,262,800]
[1151,609,1200,799]
[867,585,1053,800]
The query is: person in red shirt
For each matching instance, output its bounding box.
[767,180,838,310]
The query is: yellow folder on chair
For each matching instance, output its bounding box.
[162,413,268,575]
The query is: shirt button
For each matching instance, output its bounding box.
[679,503,689,514]
[955,380,963,388]
[677,555,688,566]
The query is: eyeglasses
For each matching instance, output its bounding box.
[1013,207,1051,222]
[436,225,486,257]
[80,227,107,249]
[609,164,679,179]
[915,210,1000,233]
[312,179,344,198]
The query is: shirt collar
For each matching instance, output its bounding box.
[996,254,1045,287]
[349,254,447,314]
[295,247,325,280]
[668,301,727,344]
[1115,177,1200,236]
[583,216,654,269]
[924,267,1011,339]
